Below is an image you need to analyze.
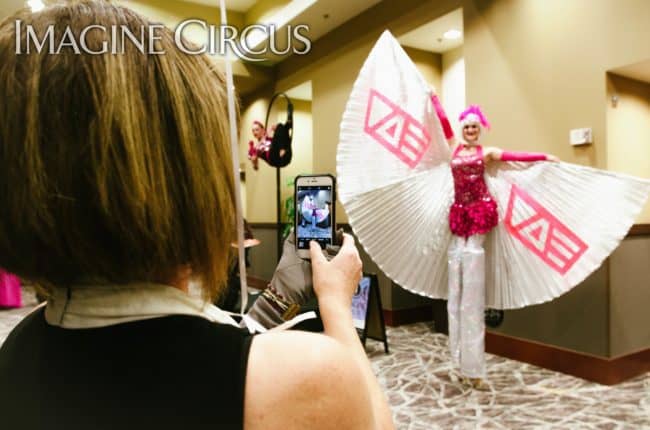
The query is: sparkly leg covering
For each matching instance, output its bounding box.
[459,234,486,378]
[446,236,465,368]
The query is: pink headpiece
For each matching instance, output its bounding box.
[459,105,490,130]
[252,120,264,128]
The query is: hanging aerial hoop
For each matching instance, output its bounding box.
[263,92,294,261]
[219,0,248,315]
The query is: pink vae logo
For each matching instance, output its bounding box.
[363,89,430,169]
[504,185,588,275]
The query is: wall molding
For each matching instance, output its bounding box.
[628,223,650,236]
[485,331,650,385]
[248,222,278,229]
[246,275,269,290]
[251,223,650,237]
[382,306,433,327]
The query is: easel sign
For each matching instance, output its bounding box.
[351,273,389,353]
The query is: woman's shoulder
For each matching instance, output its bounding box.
[245,331,375,430]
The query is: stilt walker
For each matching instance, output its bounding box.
[336,31,650,387]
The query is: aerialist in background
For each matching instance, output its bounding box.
[247,120,293,170]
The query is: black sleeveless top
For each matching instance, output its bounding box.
[0,308,254,430]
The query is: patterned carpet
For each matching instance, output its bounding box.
[365,323,649,429]
[2,288,649,429]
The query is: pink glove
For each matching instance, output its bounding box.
[430,95,454,140]
[500,151,548,162]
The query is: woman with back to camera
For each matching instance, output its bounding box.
[0,2,393,429]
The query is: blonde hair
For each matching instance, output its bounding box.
[0,1,236,300]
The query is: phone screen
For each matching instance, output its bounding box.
[296,184,333,250]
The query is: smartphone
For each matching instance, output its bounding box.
[295,174,336,259]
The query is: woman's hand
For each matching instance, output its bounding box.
[546,154,560,162]
[309,234,362,308]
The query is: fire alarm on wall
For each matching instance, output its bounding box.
[570,128,592,146]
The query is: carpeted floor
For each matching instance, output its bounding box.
[365,323,649,429]
[2,288,649,429]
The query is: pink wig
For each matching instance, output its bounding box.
[459,105,490,130]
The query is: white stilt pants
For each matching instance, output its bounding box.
[447,235,486,378]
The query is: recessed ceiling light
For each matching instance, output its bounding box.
[27,0,45,12]
[443,29,462,40]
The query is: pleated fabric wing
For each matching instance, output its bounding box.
[484,162,650,309]
[338,30,454,299]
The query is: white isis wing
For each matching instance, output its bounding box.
[344,167,454,300]
[484,161,650,309]
[338,30,451,206]
[337,30,455,299]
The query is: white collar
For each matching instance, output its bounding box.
[44,283,240,329]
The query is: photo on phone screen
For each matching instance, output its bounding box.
[295,176,334,252]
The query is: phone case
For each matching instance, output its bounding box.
[294,174,336,251]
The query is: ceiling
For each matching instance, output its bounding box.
[243,0,381,65]
[4,1,463,61]
[398,8,463,54]
[610,59,650,83]
[182,0,257,12]
[1,0,467,95]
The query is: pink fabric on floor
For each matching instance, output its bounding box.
[0,269,22,308]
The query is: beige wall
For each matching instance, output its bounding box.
[441,46,465,133]
[464,0,650,170]
[606,74,650,222]
[609,236,650,357]
[491,266,610,356]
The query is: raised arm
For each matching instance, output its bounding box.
[309,235,394,429]
[430,94,454,144]
[244,234,394,430]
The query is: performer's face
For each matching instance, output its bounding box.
[462,123,480,144]
[252,124,265,140]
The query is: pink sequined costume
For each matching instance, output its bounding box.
[248,137,272,163]
[449,145,498,237]
[446,144,495,379]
